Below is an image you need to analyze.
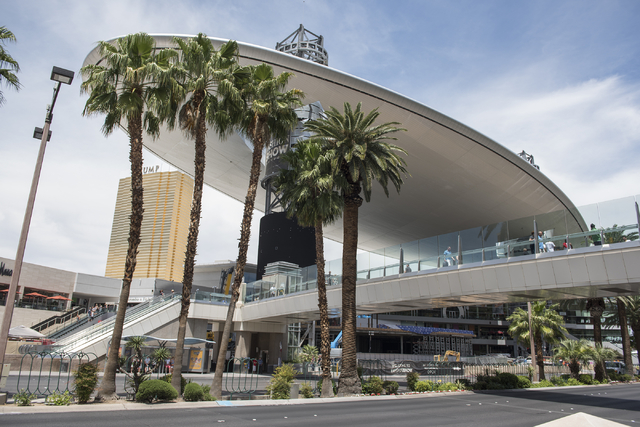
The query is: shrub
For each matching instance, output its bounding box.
[300,382,314,398]
[266,364,299,399]
[485,381,505,390]
[496,372,519,389]
[136,379,178,403]
[579,374,593,385]
[406,372,420,391]
[14,389,36,406]
[73,363,99,404]
[183,383,205,402]
[201,385,216,401]
[517,376,532,389]
[414,380,434,392]
[160,374,188,394]
[437,382,458,392]
[473,381,488,390]
[46,390,72,406]
[531,380,554,388]
[549,376,565,386]
[383,380,399,394]
[619,374,633,382]
[566,378,582,386]
[361,376,384,394]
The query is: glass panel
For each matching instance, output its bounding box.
[418,236,439,270]
[576,202,600,228]
[439,231,458,267]
[597,196,637,229]
[384,244,402,276]
[369,252,385,279]
[535,209,567,238]
[506,215,535,258]
[482,221,508,261]
[402,240,420,272]
[326,258,341,285]
[459,226,483,264]
[357,252,370,280]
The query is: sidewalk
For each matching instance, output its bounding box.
[0,390,461,414]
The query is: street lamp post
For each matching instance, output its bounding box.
[0,67,74,378]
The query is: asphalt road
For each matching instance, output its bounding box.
[1,384,638,426]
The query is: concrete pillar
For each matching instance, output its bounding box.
[235,331,252,359]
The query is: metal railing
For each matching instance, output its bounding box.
[223,357,262,400]
[16,350,97,396]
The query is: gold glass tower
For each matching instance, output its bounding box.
[105,170,194,282]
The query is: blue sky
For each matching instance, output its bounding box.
[1,0,640,275]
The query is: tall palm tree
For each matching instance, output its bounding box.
[164,34,243,394]
[274,139,345,397]
[553,339,591,379]
[0,26,21,106]
[603,296,635,376]
[507,301,568,380]
[304,102,408,395]
[211,63,304,399]
[623,296,640,361]
[81,33,177,400]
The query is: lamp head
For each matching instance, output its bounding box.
[33,127,52,141]
[50,66,74,85]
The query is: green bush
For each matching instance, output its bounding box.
[566,378,582,386]
[473,381,488,390]
[578,374,593,385]
[516,376,532,389]
[183,383,205,401]
[300,382,314,398]
[496,372,519,389]
[414,380,434,392]
[383,380,399,394]
[201,385,216,401]
[266,364,299,399]
[361,376,384,394]
[46,390,72,406]
[406,372,420,391]
[619,374,633,382]
[485,381,505,390]
[73,363,99,404]
[437,382,458,391]
[549,376,565,386]
[13,389,36,406]
[136,379,178,403]
[160,374,188,394]
[531,380,554,388]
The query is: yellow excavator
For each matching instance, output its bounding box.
[433,350,460,362]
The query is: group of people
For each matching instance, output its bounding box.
[87,303,104,322]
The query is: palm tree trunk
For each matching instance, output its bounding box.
[314,221,333,398]
[97,114,144,400]
[617,297,634,375]
[172,96,207,394]
[632,323,640,362]
[535,333,545,381]
[338,184,362,395]
[211,118,266,399]
[588,298,606,379]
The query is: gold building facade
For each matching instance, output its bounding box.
[105,170,194,282]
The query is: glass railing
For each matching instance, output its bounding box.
[243,195,640,304]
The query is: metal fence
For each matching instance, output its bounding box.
[223,357,262,400]
[16,350,97,396]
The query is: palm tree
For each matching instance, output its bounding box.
[274,139,345,397]
[81,33,177,400]
[507,301,568,380]
[603,297,635,376]
[0,26,21,106]
[588,343,621,382]
[164,34,242,395]
[623,296,640,361]
[304,102,408,395]
[211,63,304,399]
[559,297,607,378]
[553,339,591,379]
